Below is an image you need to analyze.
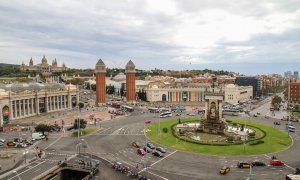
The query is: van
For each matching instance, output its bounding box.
[32,132,45,140]
[287,126,295,132]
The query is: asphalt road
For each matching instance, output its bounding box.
[1,96,299,180]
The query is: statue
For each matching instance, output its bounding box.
[209,102,216,120]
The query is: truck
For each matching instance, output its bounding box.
[32,132,45,140]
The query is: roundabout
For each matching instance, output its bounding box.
[147,118,292,155]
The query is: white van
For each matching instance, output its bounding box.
[287,125,295,132]
[32,132,45,140]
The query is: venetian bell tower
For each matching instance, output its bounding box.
[125,60,136,103]
[95,59,106,105]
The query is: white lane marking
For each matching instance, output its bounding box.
[98,127,112,134]
[111,127,123,135]
[139,150,177,173]
[45,135,62,150]
[33,168,41,173]
[7,161,46,180]
[147,170,169,180]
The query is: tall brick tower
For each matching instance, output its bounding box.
[95,59,106,106]
[125,60,136,103]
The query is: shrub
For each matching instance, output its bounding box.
[248,132,256,138]
[163,127,168,133]
[249,140,264,146]
[232,123,237,126]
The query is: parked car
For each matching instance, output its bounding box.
[6,141,16,147]
[0,139,5,143]
[237,162,251,168]
[251,160,266,166]
[274,122,281,125]
[32,132,45,140]
[132,141,141,148]
[137,148,146,156]
[146,142,155,149]
[152,150,164,157]
[15,143,27,148]
[219,166,230,174]
[270,159,284,166]
[156,147,166,153]
[257,112,261,115]
[0,141,4,146]
[143,146,152,153]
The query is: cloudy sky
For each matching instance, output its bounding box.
[0,0,299,75]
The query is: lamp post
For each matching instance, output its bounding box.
[23,149,28,165]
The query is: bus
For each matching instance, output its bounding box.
[148,107,159,113]
[223,109,239,116]
[171,107,186,113]
[120,105,134,112]
[160,112,172,118]
[286,174,300,180]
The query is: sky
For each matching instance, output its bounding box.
[0,0,300,75]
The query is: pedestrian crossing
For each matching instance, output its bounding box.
[96,125,146,136]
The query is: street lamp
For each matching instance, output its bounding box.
[13,170,21,180]
[23,149,28,165]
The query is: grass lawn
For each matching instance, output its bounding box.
[147,118,292,155]
[294,112,300,119]
[72,128,99,137]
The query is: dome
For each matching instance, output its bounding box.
[113,72,126,82]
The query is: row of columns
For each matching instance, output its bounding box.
[11,94,74,120]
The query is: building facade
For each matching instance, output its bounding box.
[288,81,300,107]
[235,76,261,97]
[20,56,67,76]
[0,83,79,127]
[224,84,253,104]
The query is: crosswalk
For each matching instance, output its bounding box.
[96,125,146,136]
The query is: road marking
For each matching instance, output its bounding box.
[147,170,169,180]
[44,135,62,150]
[98,127,112,134]
[139,150,177,173]
[111,127,123,135]
[7,161,46,180]
[33,168,41,173]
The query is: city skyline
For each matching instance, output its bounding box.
[0,0,300,75]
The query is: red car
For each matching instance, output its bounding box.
[137,148,146,156]
[270,159,284,166]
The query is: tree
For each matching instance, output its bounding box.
[271,95,282,110]
[106,85,115,94]
[70,78,84,85]
[120,85,125,98]
[35,124,50,135]
[73,118,87,129]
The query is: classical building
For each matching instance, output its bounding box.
[288,81,300,107]
[20,56,67,76]
[95,59,106,105]
[0,83,79,127]
[224,84,253,104]
[125,60,136,102]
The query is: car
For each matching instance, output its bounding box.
[237,162,251,168]
[253,114,258,117]
[132,141,141,148]
[219,166,230,174]
[274,122,281,125]
[187,113,196,116]
[265,115,269,119]
[257,112,261,115]
[0,139,5,143]
[6,141,16,147]
[152,150,164,157]
[156,147,166,153]
[145,120,151,124]
[15,143,27,148]
[0,142,4,146]
[137,148,146,156]
[270,159,284,166]
[251,160,266,166]
[143,146,152,153]
[146,142,155,149]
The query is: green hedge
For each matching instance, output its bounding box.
[249,140,264,146]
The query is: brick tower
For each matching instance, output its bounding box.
[95,59,106,105]
[125,60,136,103]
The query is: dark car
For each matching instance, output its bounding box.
[219,166,230,174]
[152,150,164,157]
[251,160,266,166]
[156,147,166,153]
[274,122,281,125]
[144,146,152,153]
[237,162,251,168]
[132,141,141,148]
[146,142,155,149]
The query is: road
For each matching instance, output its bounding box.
[1,95,299,180]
